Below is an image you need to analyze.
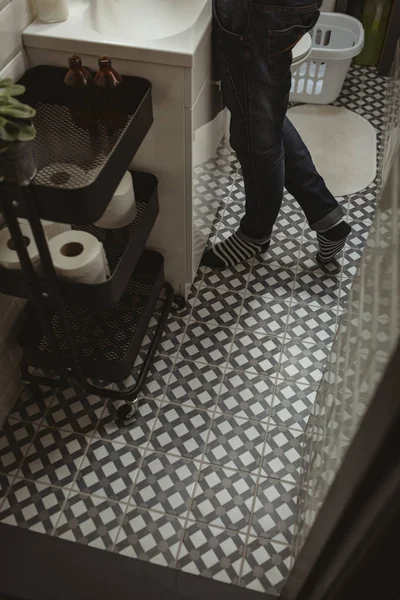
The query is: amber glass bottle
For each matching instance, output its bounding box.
[94,57,127,131]
[64,55,95,129]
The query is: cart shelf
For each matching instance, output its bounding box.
[18,250,165,383]
[0,171,159,310]
[0,66,153,225]
[0,65,184,423]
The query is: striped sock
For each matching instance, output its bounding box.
[316,220,351,264]
[201,231,271,269]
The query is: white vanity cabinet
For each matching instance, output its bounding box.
[23,0,225,296]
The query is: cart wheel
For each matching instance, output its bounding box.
[172,295,186,312]
[116,403,138,423]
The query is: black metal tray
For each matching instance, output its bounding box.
[0,172,159,310]
[18,250,165,383]
[1,66,153,225]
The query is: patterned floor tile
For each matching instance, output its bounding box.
[345,226,370,252]
[132,451,199,517]
[164,359,223,411]
[114,507,184,566]
[191,288,243,328]
[293,271,343,307]
[201,261,253,292]
[10,384,54,423]
[94,398,160,448]
[219,201,244,228]
[273,212,305,239]
[148,404,212,460]
[334,64,365,112]
[248,265,295,300]
[21,427,88,487]
[240,537,292,595]
[250,478,297,545]
[338,277,354,308]
[216,370,275,422]
[73,439,143,502]
[189,464,257,532]
[0,473,11,507]
[298,240,363,280]
[301,222,317,243]
[145,316,187,357]
[179,322,234,367]
[117,355,175,401]
[282,189,302,213]
[261,427,304,484]
[238,296,291,337]
[347,192,377,222]
[229,175,245,204]
[297,240,343,276]
[54,493,123,550]
[204,414,266,473]
[229,330,283,377]
[263,237,302,269]
[269,380,317,431]
[0,419,36,475]
[279,341,331,386]
[43,387,105,435]
[349,194,376,225]
[285,302,340,345]
[199,145,238,177]
[0,478,67,534]
[176,521,244,584]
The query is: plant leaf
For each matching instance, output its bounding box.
[0,119,36,142]
[0,96,20,106]
[0,120,21,141]
[0,79,14,88]
[0,84,26,97]
[0,103,36,120]
[15,123,36,141]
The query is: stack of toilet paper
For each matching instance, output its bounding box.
[48,230,110,284]
[0,220,110,285]
[95,171,137,229]
[0,170,136,283]
[0,219,71,271]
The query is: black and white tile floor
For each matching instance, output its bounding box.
[0,66,388,596]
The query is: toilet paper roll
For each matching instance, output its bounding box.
[18,218,71,240]
[48,230,110,284]
[38,162,86,188]
[0,222,40,270]
[95,171,137,229]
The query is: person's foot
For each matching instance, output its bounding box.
[201,231,271,269]
[316,220,351,264]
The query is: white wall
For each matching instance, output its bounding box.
[0,0,34,426]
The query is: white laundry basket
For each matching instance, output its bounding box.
[290,12,364,105]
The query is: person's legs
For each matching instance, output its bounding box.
[202,0,350,270]
[283,116,351,263]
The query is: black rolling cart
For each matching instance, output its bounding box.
[0,66,185,424]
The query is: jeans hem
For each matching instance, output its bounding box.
[310,206,344,232]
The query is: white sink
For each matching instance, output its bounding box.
[24,0,212,67]
[91,0,209,42]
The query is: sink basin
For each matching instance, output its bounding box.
[91,0,208,42]
[23,0,211,67]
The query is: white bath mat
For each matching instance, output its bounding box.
[287,105,377,196]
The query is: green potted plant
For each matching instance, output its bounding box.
[0,79,37,185]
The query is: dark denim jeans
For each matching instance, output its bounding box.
[213,0,343,240]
